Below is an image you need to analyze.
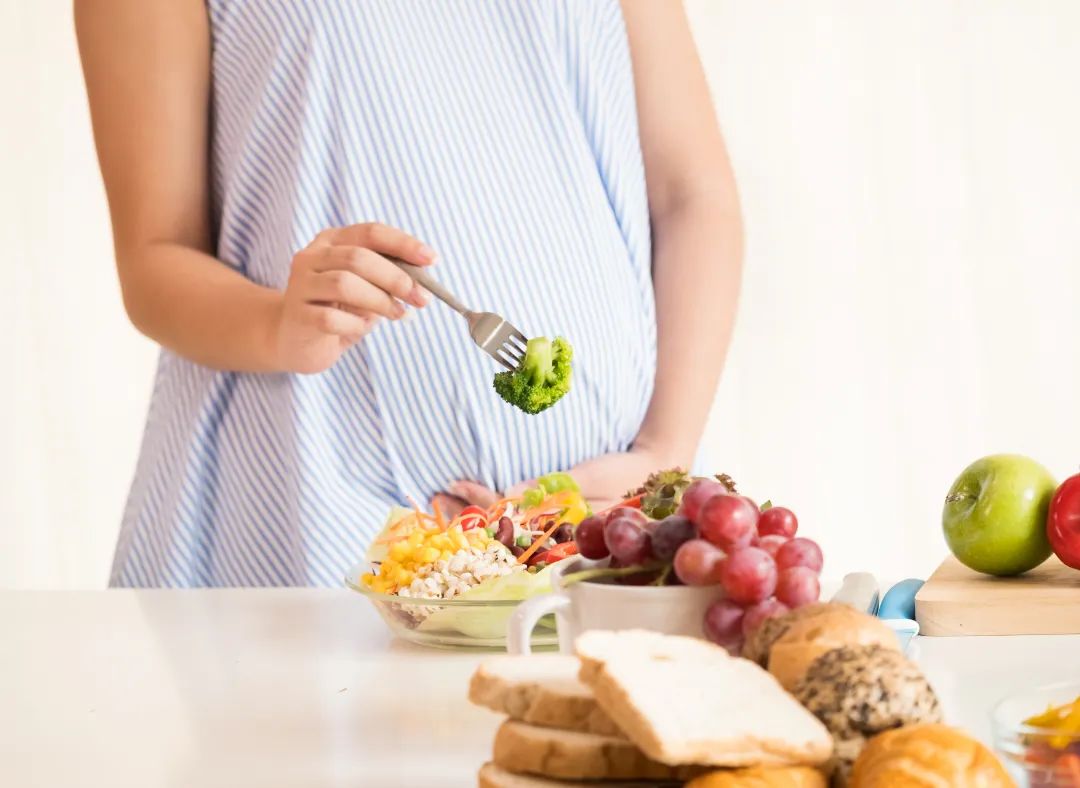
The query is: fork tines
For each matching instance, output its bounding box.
[494,330,528,371]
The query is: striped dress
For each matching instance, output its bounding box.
[111,0,656,587]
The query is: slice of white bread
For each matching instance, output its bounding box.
[574,630,833,769]
[477,761,679,787]
[576,629,725,685]
[469,655,622,736]
[492,720,706,782]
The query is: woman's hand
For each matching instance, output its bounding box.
[435,445,682,519]
[534,446,680,512]
[501,444,678,511]
[275,223,436,374]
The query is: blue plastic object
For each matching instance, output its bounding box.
[882,618,920,654]
[878,578,924,621]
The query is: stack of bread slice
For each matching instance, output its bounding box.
[469,631,834,787]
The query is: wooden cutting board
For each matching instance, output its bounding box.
[915,555,1080,635]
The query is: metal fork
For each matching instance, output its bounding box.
[389,258,529,371]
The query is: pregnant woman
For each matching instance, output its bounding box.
[76,1,742,586]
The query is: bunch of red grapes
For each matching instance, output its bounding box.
[574,477,823,654]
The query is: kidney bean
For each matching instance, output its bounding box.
[496,516,514,547]
[551,524,574,543]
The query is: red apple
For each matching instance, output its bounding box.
[1048,472,1080,569]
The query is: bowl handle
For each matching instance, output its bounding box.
[508,592,571,655]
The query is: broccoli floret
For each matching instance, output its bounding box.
[493,336,573,414]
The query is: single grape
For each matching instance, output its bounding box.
[679,478,727,523]
[775,566,821,608]
[720,546,778,605]
[741,597,789,638]
[703,599,745,645]
[775,537,824,574]
[604,517,652,565]
[605,506,647,527]
[756,534,788,559]
[574,515,609,559]
[757,506,798,539]
[650,515,697,562]
[698,494,758,551]
[673,539,726,586]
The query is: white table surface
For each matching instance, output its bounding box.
[2,590,1078,788]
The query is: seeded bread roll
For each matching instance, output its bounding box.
[765,607,899,691]
[793,645,943,783]
[849,724,1013,788]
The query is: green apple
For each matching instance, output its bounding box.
[942,454,1056,576]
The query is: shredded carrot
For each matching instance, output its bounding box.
[516,518,564,565]
[432,499,447,531]
[486,497,520,523]
[375,510,442,543]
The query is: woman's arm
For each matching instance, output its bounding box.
[75,0,433,374]
[623,0,743,468]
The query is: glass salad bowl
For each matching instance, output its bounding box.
[345,562,558,651]
[993,681,1080,786]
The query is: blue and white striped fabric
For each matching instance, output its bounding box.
[111,0,656,587]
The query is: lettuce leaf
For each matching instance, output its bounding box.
[416,565,557,639]
[364,506,416,564]
[520,472,580,509]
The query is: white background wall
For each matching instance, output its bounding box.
[3,1,1078,589]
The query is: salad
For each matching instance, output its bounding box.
[359,473,591,629]
[355,466,823,649]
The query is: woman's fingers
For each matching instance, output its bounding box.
[447,481,501,509]
[306,269,408,320]
[332,222,437,267]
[504,480,532,500]
[305,305,371,339]
[318,246,428,308]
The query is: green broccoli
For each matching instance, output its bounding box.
[493,336,573,414]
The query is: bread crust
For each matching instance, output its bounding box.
[686,766,828,787]
[492,720,704,781]
[469,657,624,737]
[478,760,682,787]
[848,724,1013,787]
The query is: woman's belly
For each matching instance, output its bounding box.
[358,225,657,503]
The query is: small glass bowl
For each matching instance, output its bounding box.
[993,681,1080,787]
[345,563,558,651]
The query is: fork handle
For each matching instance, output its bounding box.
[388,257,469,316]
